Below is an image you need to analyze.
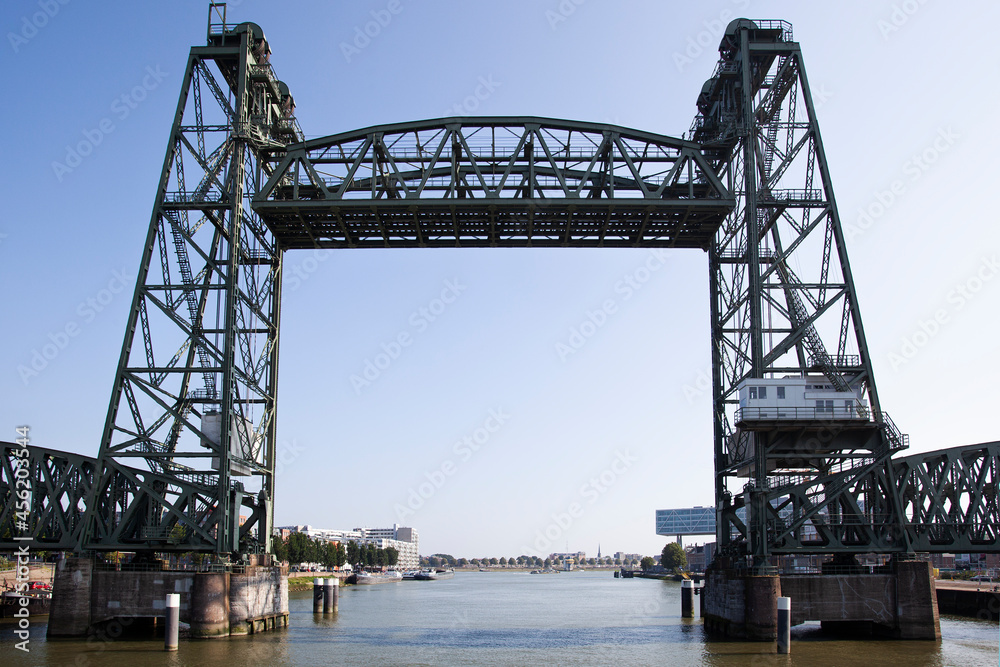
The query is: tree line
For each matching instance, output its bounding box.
[273,533,398,569]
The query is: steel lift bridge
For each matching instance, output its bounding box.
[2,8,997,566]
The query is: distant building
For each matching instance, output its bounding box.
[684,543,715,572]
[550,551,586,563]
[655,507,715,540]
[275,523,420,569]
[614,552,643,563]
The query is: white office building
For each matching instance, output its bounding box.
[277,523,419,570]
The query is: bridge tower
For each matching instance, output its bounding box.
[694,20,908,566]
[81,5,301,557]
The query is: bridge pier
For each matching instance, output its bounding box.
[703,558,940,641]
[47,556,289,640]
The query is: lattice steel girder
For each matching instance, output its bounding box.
[696,20,903,561]
[0,442,266,553]
[0,442,96,550]
[81,18,295,556]
[252,118,735,249]
[761,441,1000,554]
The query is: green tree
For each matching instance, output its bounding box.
[346,541,360,567]
[385,546,399,567]
[287,532,311,564]
[499,557,507,566]
[661,543,687,571]
[272,535,288,563]
[640,556,655,571]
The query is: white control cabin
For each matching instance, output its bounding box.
[736,376,868,421]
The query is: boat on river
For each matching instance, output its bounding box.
[414,568,455,580]
[352,570,403,585]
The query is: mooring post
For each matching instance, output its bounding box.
[313,578,324,614]
[777,596,791,654]
[681,579,695,618]
[165,593,180,651]
[323,578,335,614]
[331,576,339,613]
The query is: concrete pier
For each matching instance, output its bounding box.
[47,557,289,640]
[702,569,780,640]
[47,557,94,637]
[703,559,941,641]
[190,572,230,638]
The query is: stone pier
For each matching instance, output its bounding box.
[48,557,289,639]
[703,559,940,641]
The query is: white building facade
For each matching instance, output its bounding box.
[276,523,420,570]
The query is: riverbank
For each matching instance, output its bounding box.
[935,580,1000,621]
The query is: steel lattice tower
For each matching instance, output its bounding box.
[694,21,908,564]
[82,6,300,556]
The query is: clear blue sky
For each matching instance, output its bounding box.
[2,0,997,559]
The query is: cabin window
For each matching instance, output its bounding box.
[777,386,785,399]
[845,400,853,413]
[816,400,834,413]
[749,387,757,400]
[758,387,767,399]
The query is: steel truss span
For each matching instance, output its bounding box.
[5,440,995,554]
[2,10,994,562]
[254,118,733,249]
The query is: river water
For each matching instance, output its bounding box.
[2,571,997,666]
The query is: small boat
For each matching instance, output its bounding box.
[414,568,455,580]
[402,570,422,580]
[352,570,403,585]
[1,589,52,617]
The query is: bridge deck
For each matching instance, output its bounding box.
[251,117,734,249]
